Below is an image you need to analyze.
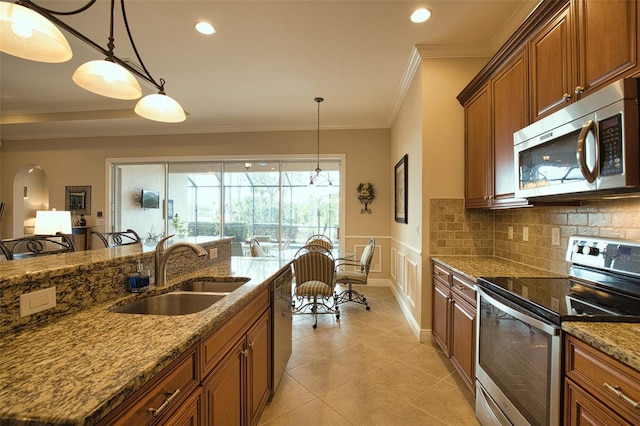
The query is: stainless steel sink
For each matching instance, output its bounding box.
[114,292,226,315]
[180,277,250,293]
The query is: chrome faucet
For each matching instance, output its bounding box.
[154,235,207,286]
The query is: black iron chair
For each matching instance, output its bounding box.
[0,233,76,260]
[291,245,339,328]
[334,238,375,310]
[91,229,142,248]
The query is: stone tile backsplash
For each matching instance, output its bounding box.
[430,198,640,275]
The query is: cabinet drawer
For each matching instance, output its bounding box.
[452,274,476,307]
[432,262,452,286]
[565,335,640,423]
[201,287,269,377]
[103,345,199,426]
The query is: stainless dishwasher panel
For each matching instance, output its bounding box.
[271,265,293,396]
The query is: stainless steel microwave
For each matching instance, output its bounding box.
[514,78,639,200]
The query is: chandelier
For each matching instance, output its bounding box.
[0,0,186,123]
[309,97,332,186]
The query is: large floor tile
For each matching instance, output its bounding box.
[261,398,351,426]
[287,357,360,395]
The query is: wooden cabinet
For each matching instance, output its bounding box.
[97,345,200,426]
[530,0,640,121]
[164,388,202,426]
[431,261,476,393]
[201,287,271,426]
[564,334,640,425]
[464,85,492,208]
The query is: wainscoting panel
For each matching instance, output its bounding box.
[405,258,418,309]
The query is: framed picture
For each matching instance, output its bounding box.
[65,186,91,215]
[394,154,408,224]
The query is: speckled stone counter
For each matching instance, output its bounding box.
[562,322,640,372]
[0,256,290,426]
[431,255,563,283]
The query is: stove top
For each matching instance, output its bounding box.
[477,236,640,325]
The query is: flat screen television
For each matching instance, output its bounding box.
[140,189,160,209]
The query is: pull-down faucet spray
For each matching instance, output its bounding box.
[154,235,207,286]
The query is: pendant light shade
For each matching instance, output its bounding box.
[72,59,142,100]
[134,93,186,123]
[0,1,71,63]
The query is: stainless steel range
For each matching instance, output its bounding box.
[475,236,640,426]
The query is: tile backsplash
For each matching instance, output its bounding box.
[430,197,640,275]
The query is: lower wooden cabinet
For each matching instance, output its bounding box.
[564,335,640,425]
[431,261,476,393]
[164,388,202,426]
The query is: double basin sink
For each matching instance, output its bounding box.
[114,277,250,316]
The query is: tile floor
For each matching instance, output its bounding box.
[259,286,479,425]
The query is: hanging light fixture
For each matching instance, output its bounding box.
[0,0,185,123]
[310,97,332,186]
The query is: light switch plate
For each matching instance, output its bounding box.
[523,226,529,242]
[20,287,56,317]
[209,247,218,259]
[551,228,560,246]
[508,226,514,240]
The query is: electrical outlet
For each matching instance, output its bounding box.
[508,226,514,240]
[209,248,218,259]
[20,287,56,317]
[522,285,529,298]
[523,226,529,242]
[96,219,105,226]
[551,227,560,246]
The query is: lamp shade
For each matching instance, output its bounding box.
[72,59,142,100]
[0,1,72,63]
[134,93,186,123]
[34,210,72,235]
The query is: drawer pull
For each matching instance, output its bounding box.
[604,382,640,409]
[149,388,181,417]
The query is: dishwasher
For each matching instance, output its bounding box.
[271,265,293,396]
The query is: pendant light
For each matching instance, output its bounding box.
[0,0,185,123]
[0,1,71,62]
[309,97,332,186]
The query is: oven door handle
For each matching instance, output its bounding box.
[479,288,560,336]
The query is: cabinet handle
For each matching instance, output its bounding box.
[148,388,181,417]
[242,349,249,358]
[603,382,640,409]
[575,85,585,95]
[456,285,466,291]
[562,93,571,102]
[248,341,255,349]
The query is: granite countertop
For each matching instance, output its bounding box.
[0,256,290,426]
[432,255,640,374]
[431,255,564,283]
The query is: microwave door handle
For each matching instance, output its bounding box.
[577,119,598,183]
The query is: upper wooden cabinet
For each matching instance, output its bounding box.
[459,0,640,208]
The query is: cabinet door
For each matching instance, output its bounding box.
[247,309,272,426]
[464,85,492,208]
[529,4,573,121]
[491,48,530,208]
[565,379,631,426]
[202,338,245,426]
[432,279,451,356]
[575,0,640,96]
[450,292,476,394]
[164,388,202,426]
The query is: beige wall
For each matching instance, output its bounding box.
[0,128,392,280]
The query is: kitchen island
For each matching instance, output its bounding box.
[0,256,290,426]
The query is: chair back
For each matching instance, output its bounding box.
[359,238,376,275]
[91,229,141,248]
[0,233,75,260]
[305,234,333,251]
[250,238,267,257]
[292,250,335,287]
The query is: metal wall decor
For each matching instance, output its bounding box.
[394,155,408,223]
[65,185,91,215]
[357,182,375,214]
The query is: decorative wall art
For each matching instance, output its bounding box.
[357,182,375,214]
[394,154,408,223]
[65,186,91,215]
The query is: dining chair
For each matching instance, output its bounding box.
[305,234,333,251]
[0,233,76,260]
[334,238,375,310]
[91,229,142,248]
[250,238,268,257]
[291,245,339,328]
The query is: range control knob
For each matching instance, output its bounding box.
[573,245,585,254]
[588,246,600,256]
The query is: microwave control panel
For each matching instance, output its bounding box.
[598,113,623,176]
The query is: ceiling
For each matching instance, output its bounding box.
[0,0,539,141]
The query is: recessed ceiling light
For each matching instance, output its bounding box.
[411,8,432,23]
[195,21,216,35]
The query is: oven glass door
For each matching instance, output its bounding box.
[477,289,561,426]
